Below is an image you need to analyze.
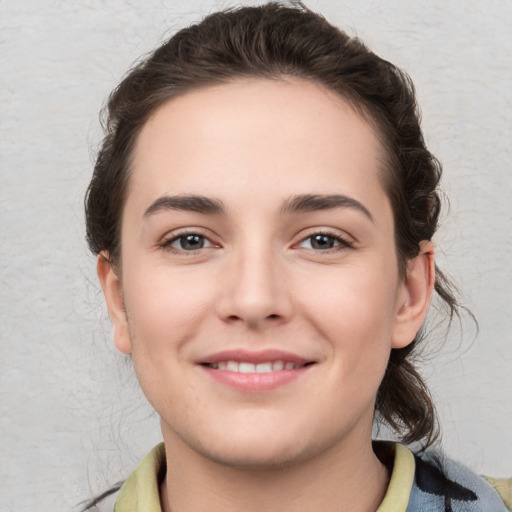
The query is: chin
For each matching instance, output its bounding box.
[198,439,310,470]
[183,420,338,471]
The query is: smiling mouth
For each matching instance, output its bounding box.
[202,361,315,373]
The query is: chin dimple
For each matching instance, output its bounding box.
[205,360,305,373]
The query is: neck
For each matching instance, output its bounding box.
[159,427,389,512]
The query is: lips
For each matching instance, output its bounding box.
[200,349,313,369]
[198,349,316,391]
[205,360,305,372]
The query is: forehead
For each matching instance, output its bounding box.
[128,78,387,213]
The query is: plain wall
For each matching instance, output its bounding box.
[1,1,510,510]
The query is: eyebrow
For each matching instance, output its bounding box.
[144,195,225,217]
[281,194,374,222]
[143,193,373,222]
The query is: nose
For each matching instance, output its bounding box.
[216,244,293,328]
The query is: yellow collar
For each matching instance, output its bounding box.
[114,443,165,512]
[114,442,415,512]
[376,443,415,512]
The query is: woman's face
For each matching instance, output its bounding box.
[99,78,432,468]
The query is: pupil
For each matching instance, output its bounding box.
[312,235,334,249]
[181,235,203,250]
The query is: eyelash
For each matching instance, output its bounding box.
[295,231,354,252]
[160,229,353,255]
[160,231,217,254]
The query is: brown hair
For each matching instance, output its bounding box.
[86,2,460,447]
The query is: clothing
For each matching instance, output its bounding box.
[110,442,510,512]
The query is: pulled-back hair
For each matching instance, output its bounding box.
[85,1,459,447]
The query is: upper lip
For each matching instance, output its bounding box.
[199,349,314,365]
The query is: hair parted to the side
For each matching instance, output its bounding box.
[85,1,461,448]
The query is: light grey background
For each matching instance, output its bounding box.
[1,1,510,510]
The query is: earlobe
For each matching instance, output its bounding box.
[391,241,435,349]
[96,253,132,354]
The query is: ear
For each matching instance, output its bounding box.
[391,241,435,349]
[96,252,132,354]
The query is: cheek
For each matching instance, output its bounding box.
[122,267,214,358]
[300,263,399,382]
[304,263,399,336]
[121,269,216,415]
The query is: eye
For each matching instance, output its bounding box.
[298,233,352,251]
[163,233,214,252]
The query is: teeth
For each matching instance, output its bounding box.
[207,360,304,373]
[256,362,272,373]
[239,362,256,373]
[272,360,284,371]
[226,361,238,372]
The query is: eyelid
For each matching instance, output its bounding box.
[292,228,355,251]
[159,227,221,253]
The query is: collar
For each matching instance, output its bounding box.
[114,442,165,512]
[376,442,415,512]
[114,442,415,512]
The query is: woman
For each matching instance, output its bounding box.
[84,2,510,511]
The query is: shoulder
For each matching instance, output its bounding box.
[113,443,165,512]
[482,476,512,511]
[83,444,165,512]
[408,448,510,512]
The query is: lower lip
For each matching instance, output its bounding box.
[199,365,313,392]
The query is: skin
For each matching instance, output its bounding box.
[98,78,435,512]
